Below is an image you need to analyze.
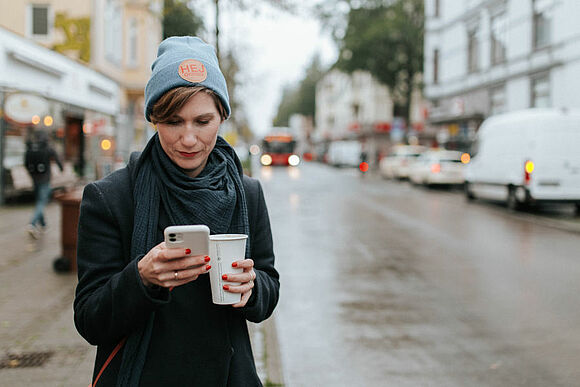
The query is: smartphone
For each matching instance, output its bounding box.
[164,225,210,256]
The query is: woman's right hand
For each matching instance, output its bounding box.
[137,241,211,288]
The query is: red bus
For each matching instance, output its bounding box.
[260,134,300,166]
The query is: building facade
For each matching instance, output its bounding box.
[424,0,580,151]
[314,68,429,167]
[314,69,394,165]
[315,69,393,141]
[0,0,163,157]
[0,26,120,201]
[91,0,162,154]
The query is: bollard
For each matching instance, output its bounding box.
[53,187,84,273]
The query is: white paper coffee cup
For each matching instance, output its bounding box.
[208,234,248,305]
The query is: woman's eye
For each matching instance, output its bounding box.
[198,120,210,125]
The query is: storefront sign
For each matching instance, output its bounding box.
[348,122,360,132]
[4,93,49,124]
[374,122,391,132]
[84,112,112,135]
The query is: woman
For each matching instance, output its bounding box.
[74,36,279,386]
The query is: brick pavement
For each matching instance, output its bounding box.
[0,200,284,386]
[0,202,94,386]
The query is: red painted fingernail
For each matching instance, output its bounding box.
[223,285,230,290]
[185,248,191,255]
[232,262,238,267]
[206,265,211,271]
[204,256,211,262]
[222,274,228,280]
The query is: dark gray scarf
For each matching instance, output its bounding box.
[117,133,250,386]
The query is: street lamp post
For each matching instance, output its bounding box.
[214,0,220,61]
[0,89,6,205]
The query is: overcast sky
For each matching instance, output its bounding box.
[196,1,338,137]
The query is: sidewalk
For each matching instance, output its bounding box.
[0,201,284,386]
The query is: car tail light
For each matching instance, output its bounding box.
[524,160,534,184]
[431,163,441,173]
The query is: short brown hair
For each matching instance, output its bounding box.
[150,86,227,124]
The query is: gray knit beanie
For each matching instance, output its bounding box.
[144,36,230,122]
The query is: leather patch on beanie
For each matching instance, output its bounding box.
[178,59,207,83]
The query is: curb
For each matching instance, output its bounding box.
[249,314,285,386]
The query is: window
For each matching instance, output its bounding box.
[490,12,507,65]
[490,85,506,115]
[533,0,551,49]
[327,116,335,128]
[531,74,550,107]
[433,49,439,84]
[352,103,360,118]
[467,0,479,9]
[127,18,138,67]
[467,28,479,73]
[105,0,123,65]
[29,4,50,37]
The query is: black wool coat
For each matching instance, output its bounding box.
[73,157,279,386]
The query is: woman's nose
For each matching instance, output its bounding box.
[181,127,198,146]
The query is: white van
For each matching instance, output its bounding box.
[464,108,580,212]
[327,140,361,168]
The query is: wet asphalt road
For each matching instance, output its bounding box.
[258,162,580,387]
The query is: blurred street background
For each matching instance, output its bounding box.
[262,162,580,386]
[2,0,580,386]
[2,162,580,386]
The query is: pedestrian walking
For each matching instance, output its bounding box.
[24,129,63,238]
[73,36,279,386]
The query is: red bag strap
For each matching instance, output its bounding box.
[90,336,127,387]
[89,288,171,386]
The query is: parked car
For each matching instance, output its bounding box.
[464,108,580,212]
[327,140,362,168]
[379,145,426,179]
[409,149,467,186]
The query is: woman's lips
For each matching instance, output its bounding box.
[179,151,198,158]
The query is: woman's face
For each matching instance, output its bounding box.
[156,92,222,178]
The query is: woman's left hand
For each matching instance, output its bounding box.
[222,259,256,308]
